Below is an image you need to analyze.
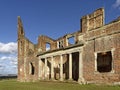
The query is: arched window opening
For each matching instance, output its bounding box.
[46,43,50,51]
[29,62,35,75]
[68,36,75,45]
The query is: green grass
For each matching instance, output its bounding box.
[0,79,120,90]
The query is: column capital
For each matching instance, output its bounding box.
[60,54,63,56]
[45,57,47,59]
[67,52,72,55]
[50,56,54,58]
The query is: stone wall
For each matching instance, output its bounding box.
[17,8,120,84]
[81,8,104,33]
[82,17,120,84]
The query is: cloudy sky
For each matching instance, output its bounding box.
[0,0,120,75]
[0,42,17,75]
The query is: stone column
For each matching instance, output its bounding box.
[94,53,97,72]
[45,58,47,79]
[38,58,42,80]
[78,51,85,84]
[51,56,54,80]
[69,53,72,80]
[60,55,63,81]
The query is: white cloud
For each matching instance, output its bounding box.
[0,56,17,75]
[0,42,18,75]
[0,42,17,54]
[0,56,17,61]
[0,66,4,70]
[113,0,120,9]
[46,47,50,51]
[0,55,17,65]
[10,60,18,65]
[0,64,4,70]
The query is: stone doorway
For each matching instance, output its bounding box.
[72,52,79,81]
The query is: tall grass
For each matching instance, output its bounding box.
[0,79,120,90]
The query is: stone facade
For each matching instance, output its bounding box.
[17,8,120,84]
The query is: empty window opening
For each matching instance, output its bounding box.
[30,62,35,75]
[68,36,75,45]
[97,51,112,73]
[46,43,50,51]
[57,40,64,48]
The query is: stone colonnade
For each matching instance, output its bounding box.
[38,47,84,83]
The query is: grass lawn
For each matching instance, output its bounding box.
[0,79,120,90]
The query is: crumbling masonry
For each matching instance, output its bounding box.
[18,8,120,84]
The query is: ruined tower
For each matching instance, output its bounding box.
[17,16,26,81]
[17,17,39,81]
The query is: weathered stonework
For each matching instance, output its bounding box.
[18,8,120,84]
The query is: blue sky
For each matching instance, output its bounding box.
[0,0,120,75]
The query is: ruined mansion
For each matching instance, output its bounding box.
[18,8,120,84]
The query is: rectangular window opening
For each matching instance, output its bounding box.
[57,40,64,48]
[97,51,112,73]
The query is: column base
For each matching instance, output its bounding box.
[38,77,43,80]
[78,77,86,84]
[60,78,63,81]
[44,76,49,80]
[51,78,55,81]
[68,78,73,81]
